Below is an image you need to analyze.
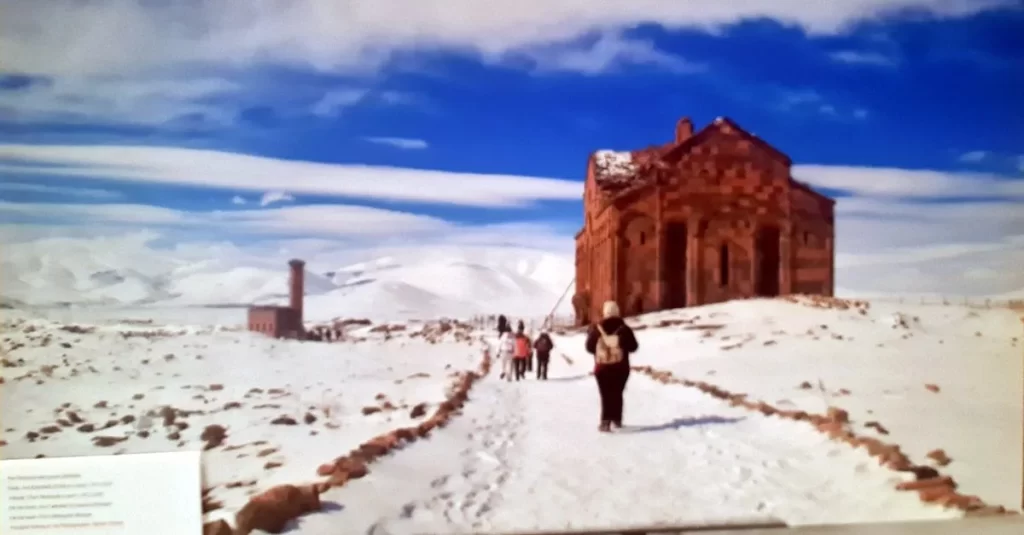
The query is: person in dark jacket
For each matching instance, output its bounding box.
[584,300,639,432]
[532,331,554,380]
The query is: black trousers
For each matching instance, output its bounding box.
[513,358,527,380]
[595,362,630,424]
[536,354,550,380]
[526,353,533,371]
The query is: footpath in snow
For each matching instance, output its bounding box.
[299,342,956,534]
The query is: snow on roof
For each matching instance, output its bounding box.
[592,150,638,187]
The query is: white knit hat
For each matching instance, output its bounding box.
[602,300,620,319]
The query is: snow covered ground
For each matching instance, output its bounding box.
[0,314,486,527]
[1,297,1020,534]
[554,296,1022,512]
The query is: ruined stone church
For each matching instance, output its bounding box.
[573,116,836,325]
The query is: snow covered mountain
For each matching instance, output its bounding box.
[0,237,576,320]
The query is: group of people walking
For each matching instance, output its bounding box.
[492,300,640,433]
[495,315,555,381]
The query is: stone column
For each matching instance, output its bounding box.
[610,232,620,307]
[288,259,305,326]
[654,186,665,309]
[825,235,835,297]
[780,223,793,294]
[686,216,704,307]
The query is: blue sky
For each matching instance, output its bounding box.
[1,0,1022,296]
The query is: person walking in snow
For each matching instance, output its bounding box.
[512,323,531,381]
[585,300,639,432]
[497,316,516,381]
[533,331,554,380]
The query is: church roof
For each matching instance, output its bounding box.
[589,116,828,203]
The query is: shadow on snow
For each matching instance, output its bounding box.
[618,415,746,434]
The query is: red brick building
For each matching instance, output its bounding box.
[247,259,306,339]
[572,116,835,325]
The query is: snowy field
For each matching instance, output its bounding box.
[0,314,486,528]
[1,297,1021,534]
[556,296,1024,512]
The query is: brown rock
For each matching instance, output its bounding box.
[825,406,849,424]
[92,435,126,447]
[908,465,941,480]
[316,463,334,477]
[203,520,232,535]
[334,457,368,479]
[896,476,956,491]
[864,421,889,435]
[201,424,228,450]
[234,484,322,535]
[926,449,952,466]
[271,416,298,426]
[919,485,956,503]
[409,402,428,419]
[361,406,382,416]
[924,383,940,393]
[303,412,317,424]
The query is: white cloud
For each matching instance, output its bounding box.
[231,195,247,205]
[0,201,454,238]
[3,1,1012,78]
[259,191,295,207]
[959,150,989,162]
[0,1,1014,126]
[0,144,584,208]
[0,76,242,127]
[774,89,867,121]
[0,181,123,199]
[364,137,429,150]
[793,165,1024,199]
[828,50,899,67]
[310,89,370,117]
[514,31,703,75]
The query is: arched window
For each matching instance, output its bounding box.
[719,243,730,287]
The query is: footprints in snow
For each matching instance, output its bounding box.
[385,384,524,530]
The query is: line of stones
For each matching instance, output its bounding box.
[630,364,1017,518]
[203,345,494,535]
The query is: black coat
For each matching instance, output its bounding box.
[584,317,639,366]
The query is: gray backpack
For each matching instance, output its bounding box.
[594,325,624,365]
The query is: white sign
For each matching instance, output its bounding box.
[1,451,202,534]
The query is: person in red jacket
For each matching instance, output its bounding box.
[512,324,531,381]
[584,300,639,432]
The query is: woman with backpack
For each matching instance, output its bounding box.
[584,300,639,432]
[532,331,554,380]
[512,323,531,381]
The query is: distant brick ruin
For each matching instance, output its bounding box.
[573,116,836,325]
[248,259,305,339]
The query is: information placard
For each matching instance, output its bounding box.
[1,451,202,534]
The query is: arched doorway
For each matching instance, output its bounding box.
[617,213,656,316]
